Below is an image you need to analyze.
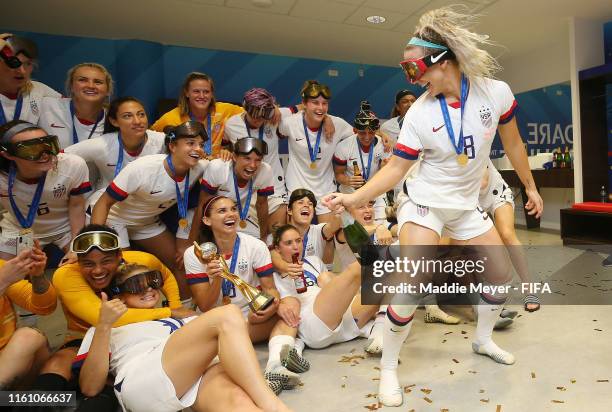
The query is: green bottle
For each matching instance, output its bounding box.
[342,211,373,264]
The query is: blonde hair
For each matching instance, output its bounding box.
[410,5,501,79]
[65,62,114,100]
[178,72,216,116]
[115,263,150,285]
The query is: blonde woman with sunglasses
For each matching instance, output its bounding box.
[324,6,543,406]
[0,120,90,265]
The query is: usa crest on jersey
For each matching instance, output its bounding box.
[417,204,429,217]
[479,106,492,128]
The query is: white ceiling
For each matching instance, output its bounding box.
[2,0,611,67]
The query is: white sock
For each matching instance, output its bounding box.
[379,305,416,407]
[294,338,305,357]
[266,335,295,371]
[473,303,515,365]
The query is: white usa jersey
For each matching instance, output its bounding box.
[105,154,208,226]
[302,223,327,261]
[38,97,105,149]
[224,107,294,198]
[200,159,273,235]
[380,116,404,143]
[0,81,60,125]
[183,232,274,317]
[74,316,197,391]
[0,153,91,237]
[333,135,389,194]
[394,77,517,210]
[65,130,165,206]
[274,255,325,310]
[279,113,353,199]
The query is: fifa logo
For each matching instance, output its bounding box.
[479,106,492,128]
[238,259,249,273]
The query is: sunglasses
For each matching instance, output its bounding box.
[234,137,268,156]
[245,104,275,121]
[71,231,120,254]
[354,116,380,132]
[4,135,60,161]
[302,83,331,100]
[399,49,454,83]
[166,120,208,141]
[113,270,164,295]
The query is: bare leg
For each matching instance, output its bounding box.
[0,327,50,389]
[192,364,262,412]
[313,262,362,330]
[350,295,379,329]
[162,305,287,412]
[175,237,193,301]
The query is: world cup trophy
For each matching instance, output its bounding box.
[193,242,275,312]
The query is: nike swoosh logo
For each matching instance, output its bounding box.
[50,123,66,128]
[106,163,116,167]
[390,328,402,333]
[295,138,304,142]
[430,50,448,64]
[432,125,445,132]
[150,190,162,194]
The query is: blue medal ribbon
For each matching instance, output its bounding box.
[232,171,254,224]
[357,138,375,181]
[437,75,468,156]
[301,115,322,166]
[166,155,190,220]
[0,95,23,124]
[301,228,309,258]
[243,116,265,141]
[69,100,104,145]
[114,133,125,177]
[189,112,212,156]
[397,115,405,129]
[8,162,46,229]
[222,235,241,297]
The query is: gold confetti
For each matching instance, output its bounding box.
[452,358,459,363]
[364,404,378,410]
[449,370,454,375]
[441,409,449,412]
[341,384,346,388]
[365,393,377,399]
[570,379,576,384]
[404,388,412,394]
[468,370,477,374]
[551,400,565,404]
[461,330,467,334]
[338,355,365,363]
[442,339,447,343]
[480,399,490,403]
[597,379,609,383]
[371,378,380,381]
[421,388,432,394]
[531,372,536,379]
[444,331,453,335]
[342,376,348,380]
[594,329,603,332]
[373,366,380,371]
[556,387,566,391]
[496,405,502,412]
[479,389,485,393]
[405,384,416,389]
[424,397,433,403]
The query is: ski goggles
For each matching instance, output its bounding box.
[71,231,120,255]
[245,103,275,120]
[234,137,268,156]
[399,49,455,83]
[301,83,331,100]
[114,270,164,294]
[166,120,208,141]
[4,135,60,161]
[1,36,37,69]
[354,115,380,131]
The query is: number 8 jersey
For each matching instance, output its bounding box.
[393,77,517,210]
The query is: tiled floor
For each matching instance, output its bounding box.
[35,228,612,411]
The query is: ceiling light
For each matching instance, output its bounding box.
[366,15,386,24]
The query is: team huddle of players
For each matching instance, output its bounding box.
[0,6,544,410]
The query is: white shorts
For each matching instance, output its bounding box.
[268,193,288,214]
[118,338,217,412]
[479,179,515,216]
[0,230,72,255]
[397,197,493,241]
[298,299,371,349]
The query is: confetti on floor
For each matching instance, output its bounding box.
[480,399,490,403]
[468,370,477,374]
[452,358,460,363]
[424,397,433,403]
[461,330,467,334]
[594,329,603,332]
[556,387,566,391]
[531,372,536,379]
[373,366,380,371]
[551,400,565,404]
[450,370,454,375]
[364,403,379,410]
[421,388,432,394]
[596,379,609,383]
[338,355,365,363]
[442,339,447,343]
[570,379,576,384]
[479,389,485,393]
[365,393,377,399]
[445,331,453,335]
[496,405,502,412]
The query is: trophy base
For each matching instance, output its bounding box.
[249,292,275,312]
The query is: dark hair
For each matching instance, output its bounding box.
[390,90,417,117]
[0,120,47,172]
[288,188,317,210]
[103,96,146,134]
[199,195,232,243]
[272,224,300,248]
[163,121,207,153]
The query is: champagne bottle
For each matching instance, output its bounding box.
[563,146,571,169]
[352,160,361,177]
[292,253,307,294]
[551,149,558,169]
[341,211,373,264]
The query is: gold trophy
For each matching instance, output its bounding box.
[193,242,275,312]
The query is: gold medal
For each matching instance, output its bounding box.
[309,162,317,170]
[456,153,469,166]
[239,220,247,228]
[178,218,188,229]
